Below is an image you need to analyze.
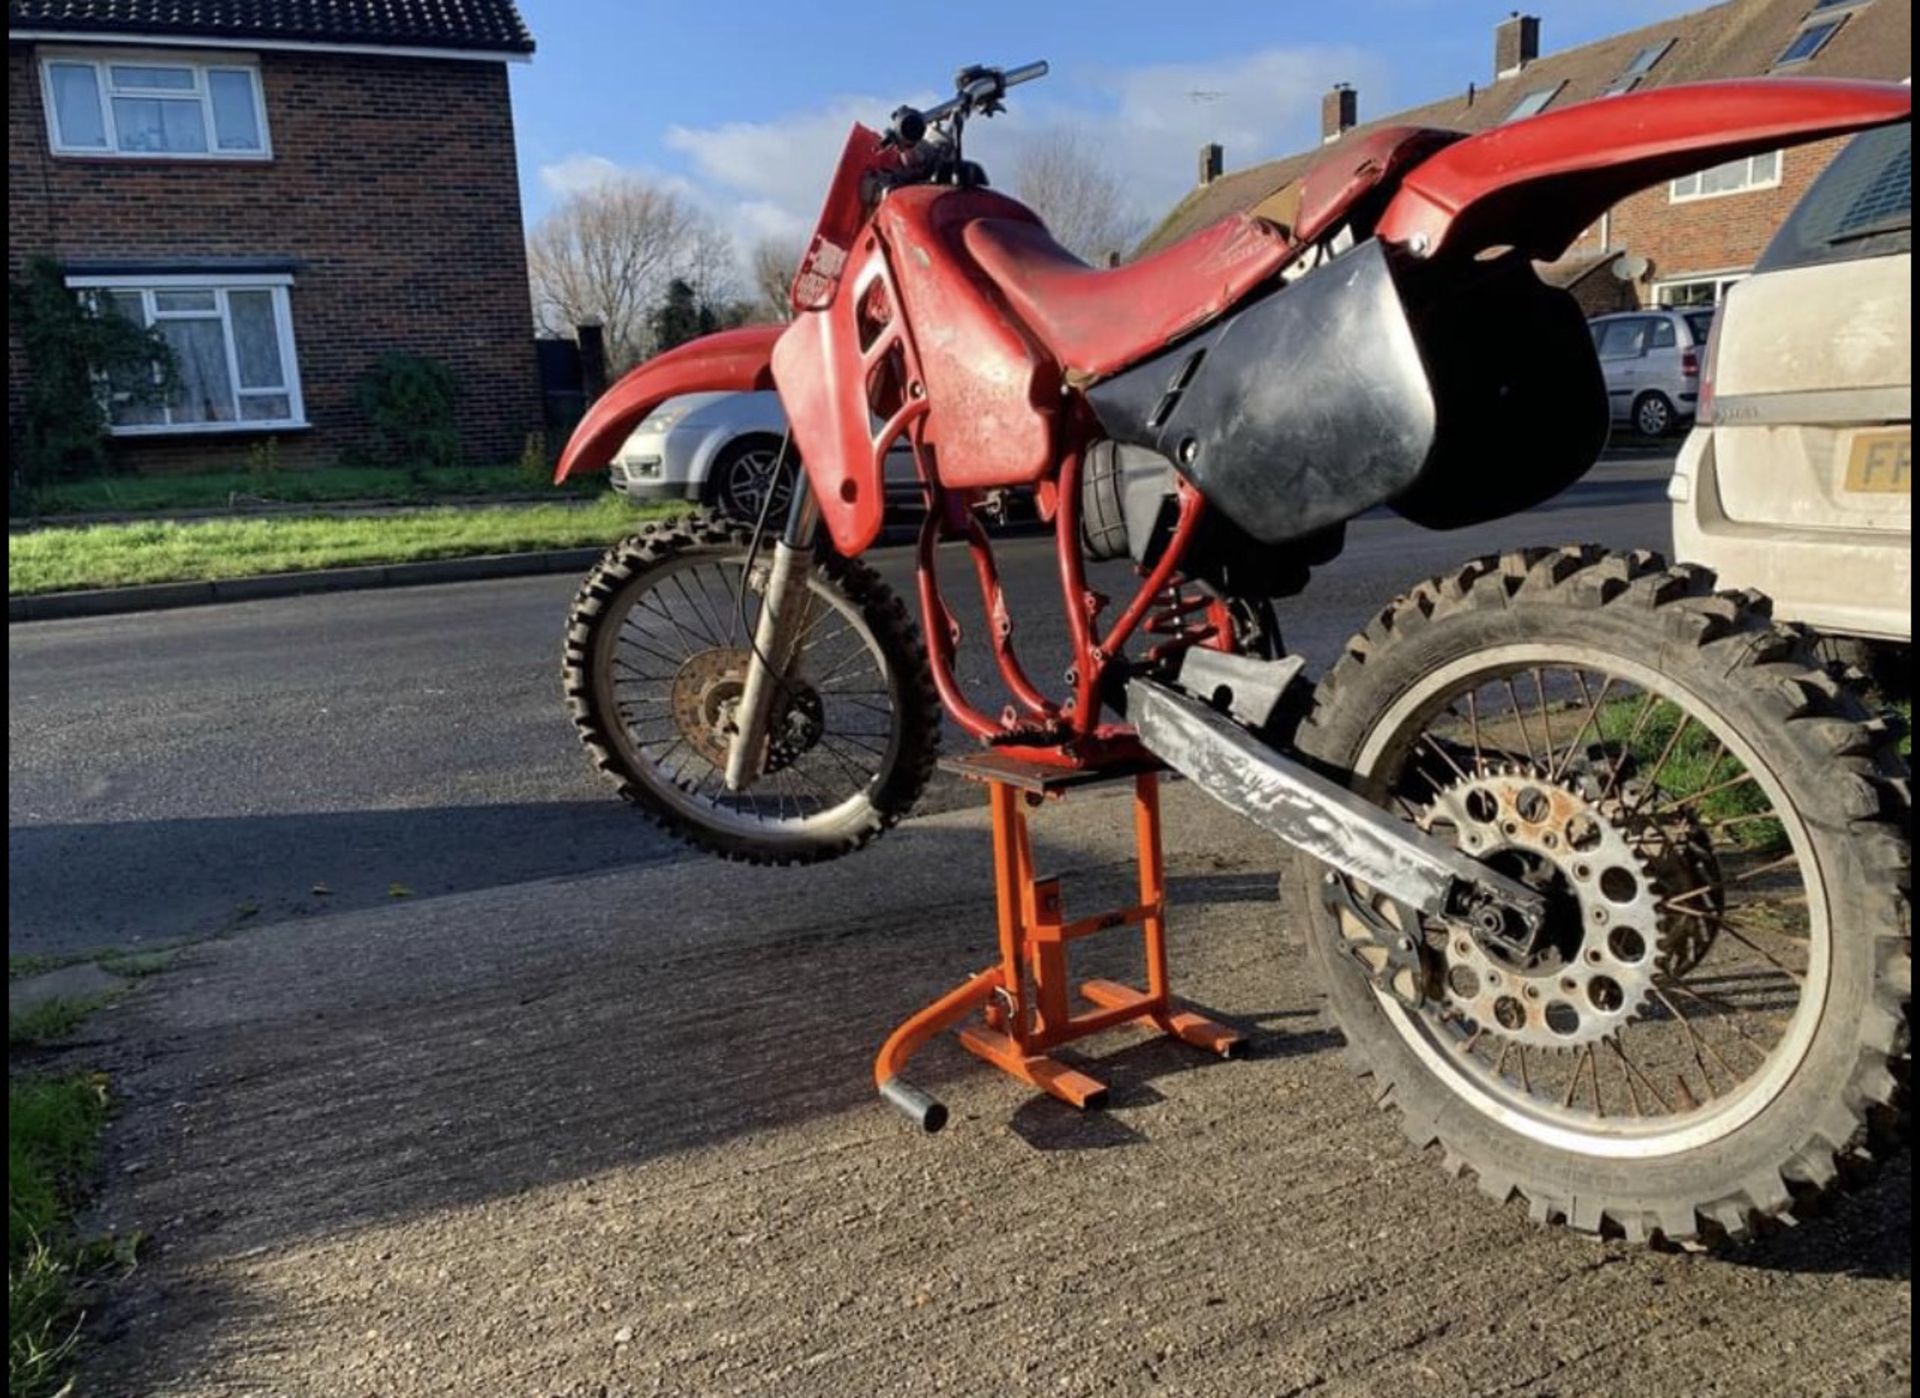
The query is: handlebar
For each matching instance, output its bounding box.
[892,60,1048,145]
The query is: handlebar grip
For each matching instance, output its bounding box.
[879,1077,949,1133]
[1002,60,1049,88]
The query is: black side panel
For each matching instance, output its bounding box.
[1086,239,1435,546]
[1389,258,1608,530]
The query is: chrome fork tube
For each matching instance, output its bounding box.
[724,476,821,791]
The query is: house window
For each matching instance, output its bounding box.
[1774,18,1846,67]
[1670,151,1781,202]
[1503,84,1564,123]
[1603,38,1675,95]
[1654,273,1746,307]
[39,52,270,158]
[70,275,305,433]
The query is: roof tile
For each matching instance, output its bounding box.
[7,0,534,54]
[1137,0,1909,254]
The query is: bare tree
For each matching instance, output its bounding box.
[748,235,805,323]
[527,177,737,369]
[1011,130,1148,265]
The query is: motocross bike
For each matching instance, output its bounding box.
[555,62,1911,1247]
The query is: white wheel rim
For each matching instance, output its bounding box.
[1352,643,1830,1160]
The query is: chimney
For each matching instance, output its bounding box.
[1321,83,1358,144]
[1495,12,1541,80]
[1198,142,1223,186]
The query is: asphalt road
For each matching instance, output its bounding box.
[9,457,1674,958]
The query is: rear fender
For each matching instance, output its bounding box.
[1378,79,1911,262]
[553,325,782,482]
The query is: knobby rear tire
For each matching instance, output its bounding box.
[1291,546,1909,1246]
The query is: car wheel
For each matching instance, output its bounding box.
[708,437,795,524]
[1632,391,1678,438]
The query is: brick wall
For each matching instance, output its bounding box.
[7,41,540,473]
[1610,134,1847,301]
[1562,134,1850,309]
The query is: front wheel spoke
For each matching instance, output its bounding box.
[634,592,715,652]
[811,737,872,789]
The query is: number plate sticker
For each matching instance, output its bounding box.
[1843,428,1912,494]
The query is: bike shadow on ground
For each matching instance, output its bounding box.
[1008,1006,1342,1152]
[1713,1160,1910,1281]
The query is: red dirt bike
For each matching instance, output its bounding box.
[556,63,1910,1246]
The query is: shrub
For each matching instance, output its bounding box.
[7,258,174,497]
[351,352,462,473]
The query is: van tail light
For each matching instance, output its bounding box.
[1694,315,1724,425]
[1682,347,1700,377]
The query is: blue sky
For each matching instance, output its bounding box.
[509,0,1706,245]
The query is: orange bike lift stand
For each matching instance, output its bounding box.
[874,752,1243,1132]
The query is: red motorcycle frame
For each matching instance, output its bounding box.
[556,75,1910,770]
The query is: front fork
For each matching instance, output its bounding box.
[724,475,821,791]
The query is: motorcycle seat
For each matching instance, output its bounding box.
[963,213,1294,382]
[967,125,1466,383]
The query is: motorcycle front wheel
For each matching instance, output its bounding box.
[1293,546,1909,1246]
[564,510,940,865]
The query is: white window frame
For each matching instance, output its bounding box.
[1653,270,1749,307]
[1774,16,1848,68]
[1669,151,1782,203]
[67,272,307,436]
[1502,82,1565,124]
[38,47,272,160]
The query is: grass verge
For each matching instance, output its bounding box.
[17,464,598,518]
[10,493,681,596]
[10,1074,117,1398]
[9,997,115,1048]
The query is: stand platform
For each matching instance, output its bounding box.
[873,754,1242,1132]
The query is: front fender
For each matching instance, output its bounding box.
[1378,78,1911,262]
[553,325,782,482]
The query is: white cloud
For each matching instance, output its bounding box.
[538,152,623,196]
[536,47,1393,267]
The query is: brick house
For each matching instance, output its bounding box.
[1143,0,1911,315]
[7,0,540,472]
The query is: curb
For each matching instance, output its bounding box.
[10,548,606,623]
[10,493,592,531]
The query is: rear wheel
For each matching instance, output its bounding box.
[1294,547,1909,1245]
[1633,391,1678,438]
[564,511,940,864]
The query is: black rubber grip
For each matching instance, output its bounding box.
[879,1077,949,1133]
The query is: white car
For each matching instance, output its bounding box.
[607,390,921,523]
[1670,120,1911,654]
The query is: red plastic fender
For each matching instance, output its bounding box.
[552,325,782,482]
[1378,78,1912,262]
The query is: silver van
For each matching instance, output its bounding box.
[1588,307,1717,437]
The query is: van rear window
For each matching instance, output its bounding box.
[1757,123,1911,272]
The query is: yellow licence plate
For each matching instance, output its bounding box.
[1843,427,1912,494]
